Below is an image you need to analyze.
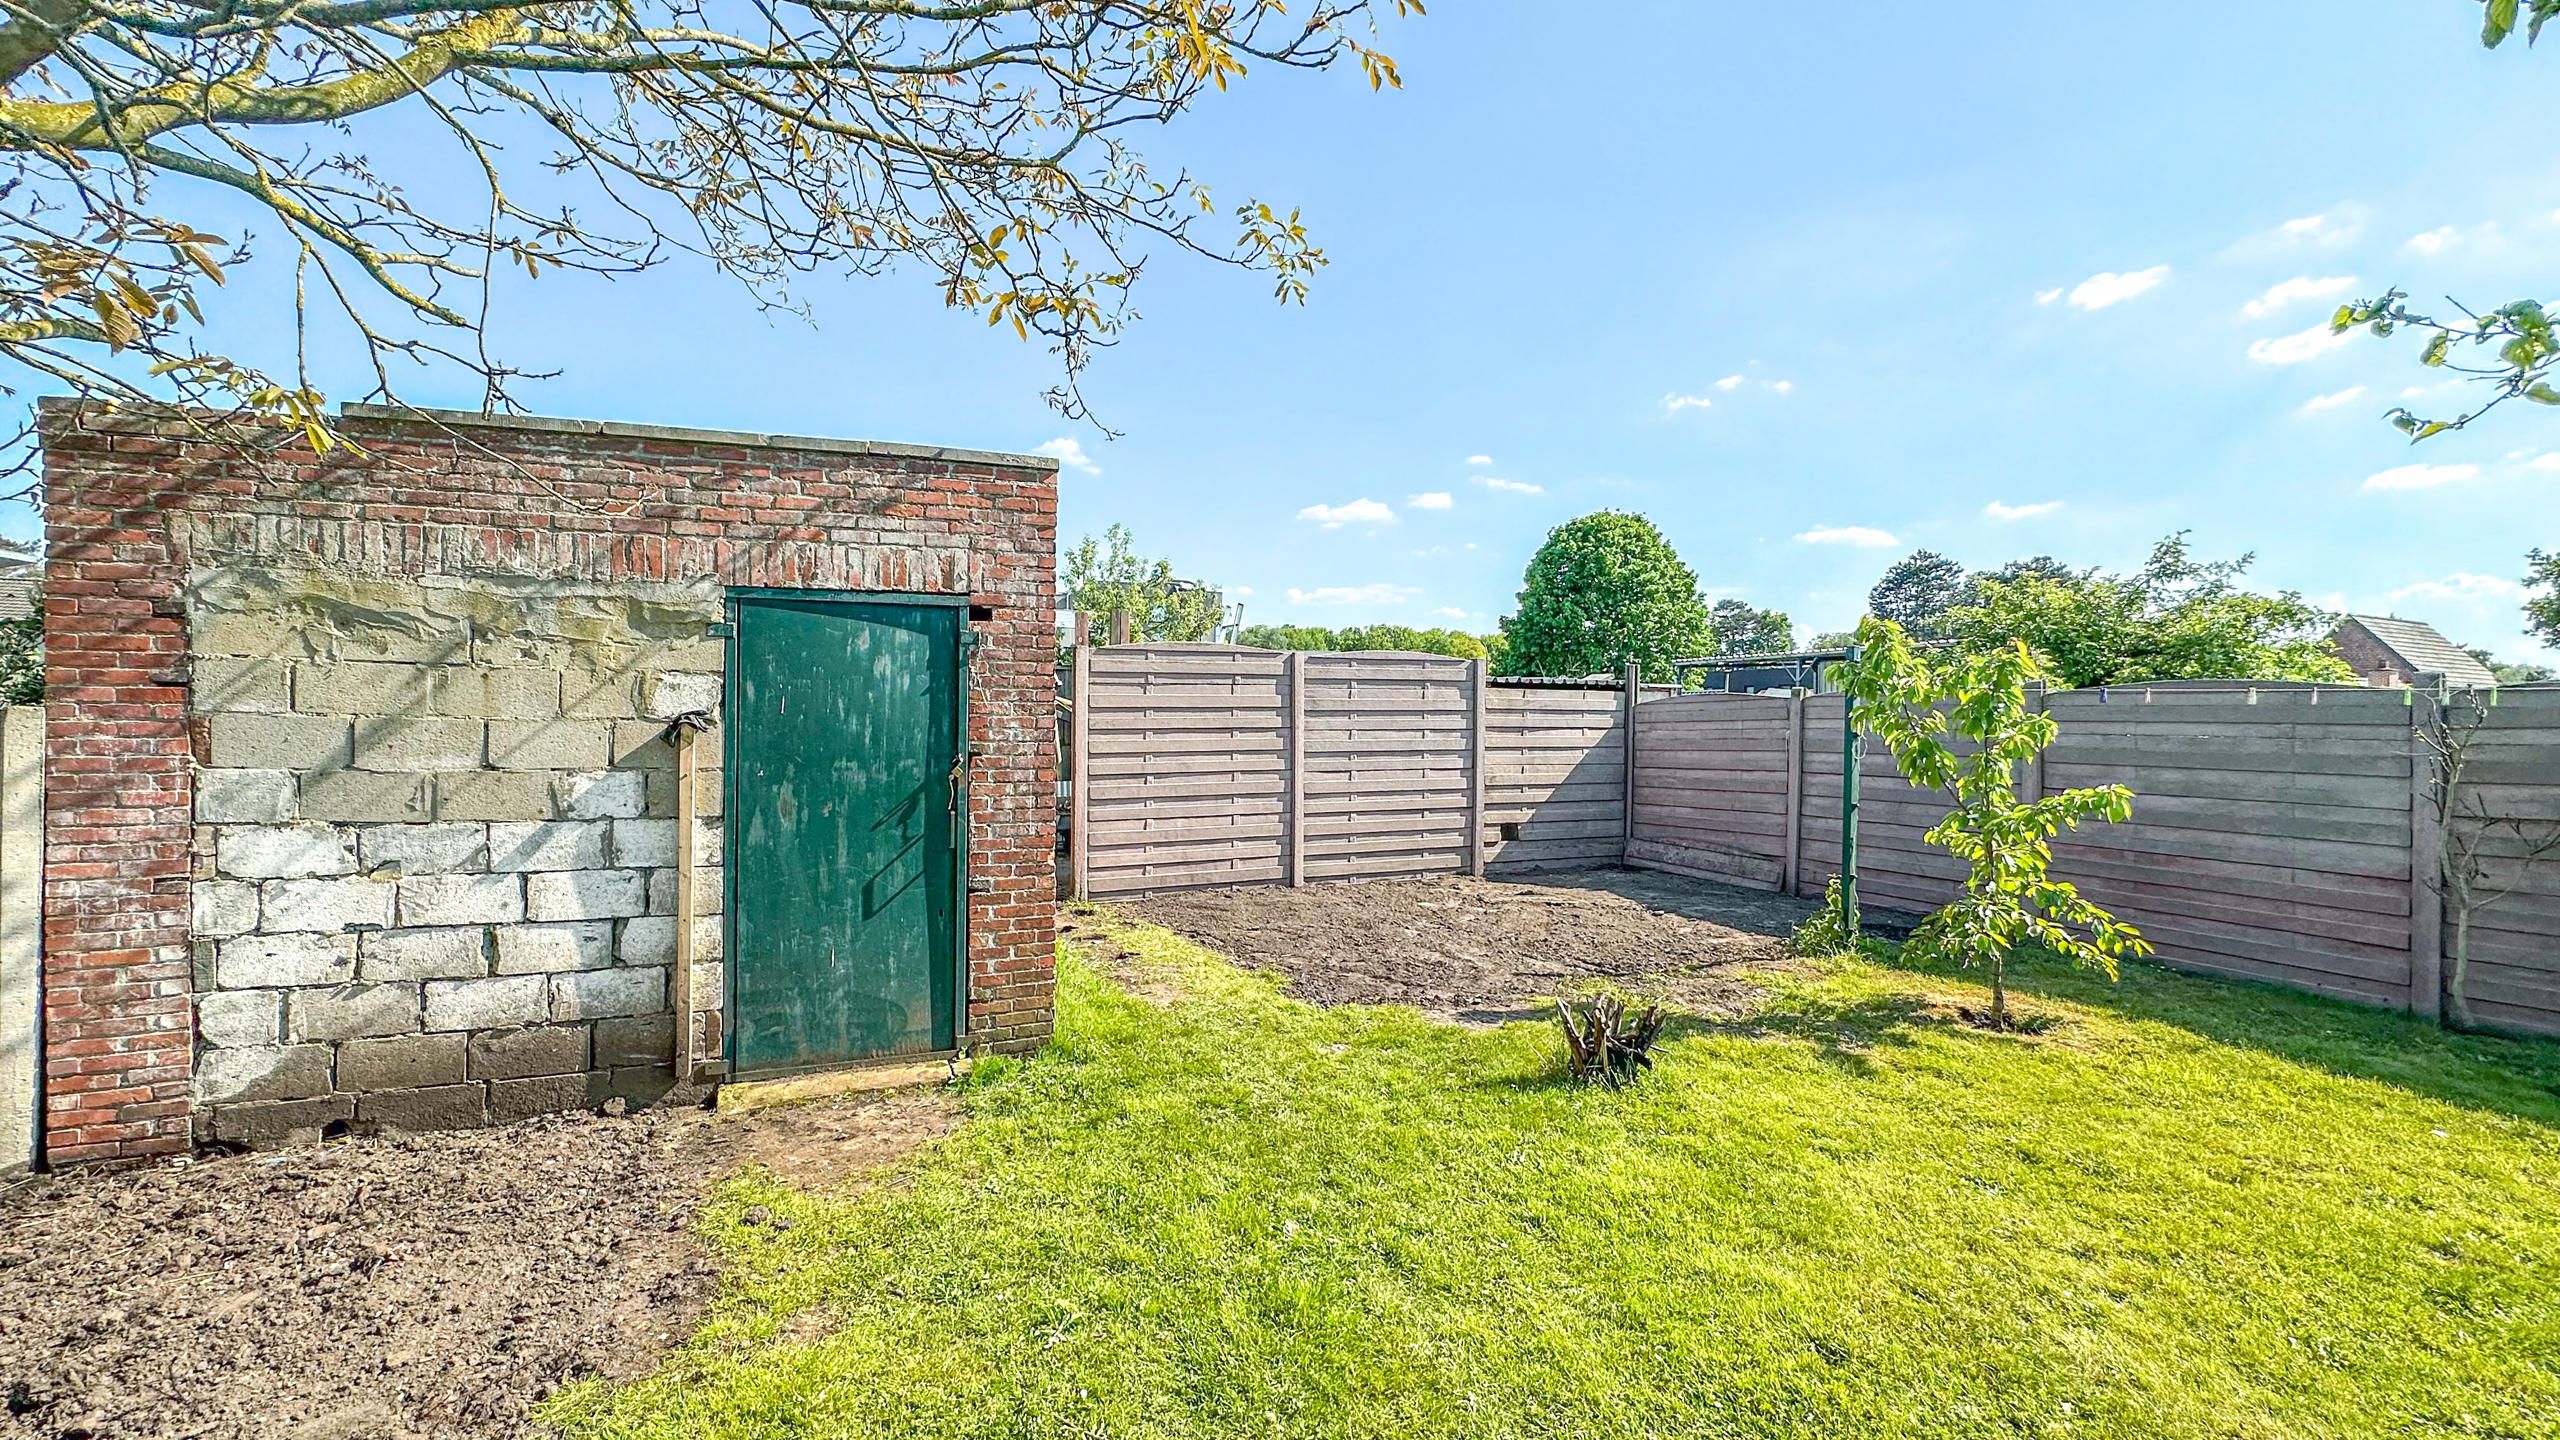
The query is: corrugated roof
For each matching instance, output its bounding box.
[2343,615,2499,686]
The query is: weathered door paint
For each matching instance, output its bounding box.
[729,596,961,1075]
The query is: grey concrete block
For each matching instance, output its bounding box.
[643,672,722,721]
[196,769,298,824]
[422,974,549,1031]
[490,1071,610,1124]
[615,915,723,965]
[493,921,613,974]
[651,637,727,674]
[397,873,523,927]
[432,667,562,720]
[468,1023,590,1080]
[191,655,294,713]
[209,713,351,770]
[487,719,612,771]
[608,720,675,769]
[593,1013,675,1068]
[191,879,260,939]
[526,868,648,922]
[197,989,282,1048]
[611,818,720,869]
[286,982,421,1042]
[353,715,484,771]
[356,1083,488,1133]
[486,819,610,873]
[433,770,557,822]
[359,925,491,981]
[557,770,647,821]
[646,866,724,916]
[605,1064,680,1108]
[192,610,319,661]
[195,1043,333,1104]
[358,822,488,876]
[295,660,436,715]
[644,767,723,819]
[205,1095,354,1147]
[337,1032,469,1091]
[215,933,357,989]
[683,962,725,1011]
[217,824,356,880]
[332,620,461,665]
[562,668,638,720]
[299,769,433,824]
[549,965,665,1022]
[258,875,396,934]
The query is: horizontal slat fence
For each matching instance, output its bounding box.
[1629,683,2560,1034]
[1071,645,1635,897]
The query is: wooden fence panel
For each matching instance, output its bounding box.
[1299,653,1476,882]
[1080,645,1291,896]
[1624,693,1795,888]
[1482,684,1628,871]
[2449,690,2560,1034]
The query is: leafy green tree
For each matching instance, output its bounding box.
[2465,646,2555,685]
[1866,550,1966,637]
[1239,624,1340,652]
[2528,548,2560,649]
[1240,623,1486,661]
[2329,2,2560,439]
[1945,533,2355,688]
[0,609,35,706]
[1838,617,2152,1029]
[1807,630,1859,650]
[1709,598,1795,655]
[1496,512,1713,681]
[1062,525,1222,643]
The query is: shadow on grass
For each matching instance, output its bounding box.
[1664,991,1944,1078]
[1862,942,2560,1127]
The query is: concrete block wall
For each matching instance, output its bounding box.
[184,570,728,1144]
[39,401,1060,1163]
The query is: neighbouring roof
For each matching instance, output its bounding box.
[0,563,34,622]
[2338,614,2499,687]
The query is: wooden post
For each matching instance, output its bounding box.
[671,720,699,1083]
[1465,658,1488,877]
[1070,610,1090,647]
[1620,661,1642,854]
[1107,608,1131,646]
[2409,692,2446,1021]
[1286,651,1307,886]
[1781,690,1804,897]
[1839,647,1862,939]
[1068,641,1092,901]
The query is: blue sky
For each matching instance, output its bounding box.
[8,2,2556,662]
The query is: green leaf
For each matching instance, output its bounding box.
[2422,333,2452,367]
[2528,383,2560,405]
[2487,0,2521,46]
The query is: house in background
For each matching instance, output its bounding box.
[2327,614,2499,689]
[0,561,35,622]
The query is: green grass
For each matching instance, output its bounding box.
[545,917,2560,1440]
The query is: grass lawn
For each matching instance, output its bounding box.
[546,912,2560,1440]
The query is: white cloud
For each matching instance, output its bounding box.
[2242,275,2356,319]
[1661,392,1714,414]
[1465,454,1492,467]
[2362,463,2481,492]
[1983,499,2063,522]
[2281,214,2331,237]
[1296,498,1397,528]
[1433,607,1470,619]
[1034,437,1100,474]
[2406,225,2461,254]
[2387,573,2525,604]
[1715,375,1747,391]
[2247,322,2353,365]
[1478,476,1543,495]
[1795,525,1900,548]
[1405,491,1454,511]
[1771,380,1794,393]
[2301,385,2368,413]
[2035,287,2065,306]
[1286,583,1419,608]
[2065,265,2171,310]
[1229,586,1253,598]
[2529,452,2560,472]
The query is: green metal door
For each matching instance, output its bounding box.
[729,595,962,1075]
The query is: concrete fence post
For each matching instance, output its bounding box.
[1069,644,1092,901]
[1782,691,1804,897]
[1,706,42,1175]
[1286,651,1307,887]
[2409,693,2445,1021]
[1466,659,1488,877]
[1619,661,1642,856]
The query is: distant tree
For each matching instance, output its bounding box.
[1239,624,1340,651]
[1866,550,1967,637]
[2465,646,2556,685]
[1807,630,1859,650]
[1479,630,1511,672]
[1963,555,2080,604]
[1239,623,1487,661]
[1497,512,1714,681]
[1709,599,1795,655]
[2529,548,2560,649]
[1837,616,2150,1029]
[0,592,35,705]
[1062,525,1222,643]
[1945,533,2355,688]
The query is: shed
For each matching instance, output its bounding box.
[2327,614,2498,689]
[37,401,1060,1164]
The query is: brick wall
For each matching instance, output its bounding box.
[39,401,1060,1164]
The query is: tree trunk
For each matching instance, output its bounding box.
[1989,955,2008,1027]
[2447,904,2475,1032]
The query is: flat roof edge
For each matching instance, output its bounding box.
[338,404,1061,471]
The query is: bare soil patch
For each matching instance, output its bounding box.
[1123,867,1835,1023]
[0,1088,959,1440]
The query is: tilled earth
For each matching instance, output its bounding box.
[1123,867,1842,1023]
[0,1088,957,1440]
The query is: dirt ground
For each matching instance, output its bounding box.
[1121,867,1845,1023]
[0,1088,958,1440]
